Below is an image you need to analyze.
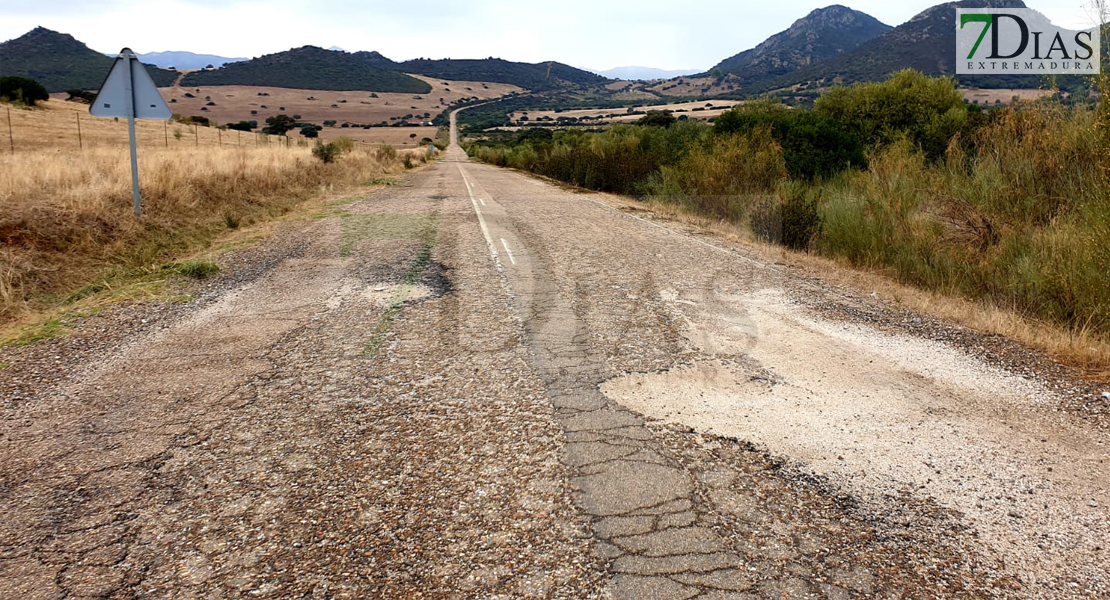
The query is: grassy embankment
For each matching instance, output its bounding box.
[0,98,434,343]
[469,70,1110,376]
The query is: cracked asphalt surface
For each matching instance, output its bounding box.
[0,115,1106,598]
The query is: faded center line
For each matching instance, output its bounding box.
[500,238,517,265]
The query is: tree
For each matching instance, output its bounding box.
[637,110,677,128]
[815,69,967,162]
[715,100,865,181]
[227,121,254,132]
[263,114,297,136]
[410,133,418,140]
[0,76,50,107]
[300,124,319,138]
[65,89,96,103]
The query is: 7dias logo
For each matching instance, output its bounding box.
[957,9,1100,75]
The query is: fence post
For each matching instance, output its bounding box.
[76,112,83,150]
[218,128,222,146]
[194,124,198,146]
[6,107,13,154]
[164,120,169,147]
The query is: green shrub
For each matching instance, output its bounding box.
[815,69,967,162]
[715,105,865,181]
[312,141,342,163]
[0,76,49,106]
[65,89,96,103]
[749,183,823,250]
[332,136,355,154]
[636,110,677,128]
[263,114,296,135]
[173,259,220,279]
[654,128,787,220]
[223,211,241,229]
[377,144,397,160]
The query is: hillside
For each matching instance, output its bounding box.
[181,46,432,93]
[0,27,178,92]
[710,5,891,84]
[399,58,607,90]
[749,0,1034,93]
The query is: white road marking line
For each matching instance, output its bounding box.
[500,239,517,265]
[458,165,502,263]
[480,199,486,206]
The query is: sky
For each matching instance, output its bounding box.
[0,1,1098,71]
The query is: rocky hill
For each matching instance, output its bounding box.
[710,5,891,84]
[750,0,1034,92]
[0,27,178,92]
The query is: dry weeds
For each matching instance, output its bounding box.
[0,100,432,333]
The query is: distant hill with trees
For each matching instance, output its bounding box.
[0,27,178,92]
[0,27,609,95]
[181,46,432,93]
[399,58,607,90]
[743,0,1046,93]
[708,5,892,84]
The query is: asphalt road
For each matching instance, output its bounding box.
[0,113,1107,599]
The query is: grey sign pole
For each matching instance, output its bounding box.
[125,55,142,216]
[90,48,172,218]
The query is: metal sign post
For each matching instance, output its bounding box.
[90,48,171,217]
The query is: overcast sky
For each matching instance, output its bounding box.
[0,1,1097,71]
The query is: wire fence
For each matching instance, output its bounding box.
[2,104,416,154]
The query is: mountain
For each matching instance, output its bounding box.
[137,51,247,70]
[592,66,702,80]
[753,0,1032,92]
[710,5,891,84]
[180,46,432,93]
[399,58,607,90]
[0,27,178,92]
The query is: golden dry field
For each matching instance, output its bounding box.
[507,99,741,125]
[26,74,520,150]
[0,98,434,329]
[156,74,519,146]
[961,87,1055,105]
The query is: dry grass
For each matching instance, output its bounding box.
[155,76,518,147]
[507,100,740,125]
[10,98,439,151]
[961,88,1055,106]
[0,99,432,332]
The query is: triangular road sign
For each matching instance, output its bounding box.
[91,48,171,120]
